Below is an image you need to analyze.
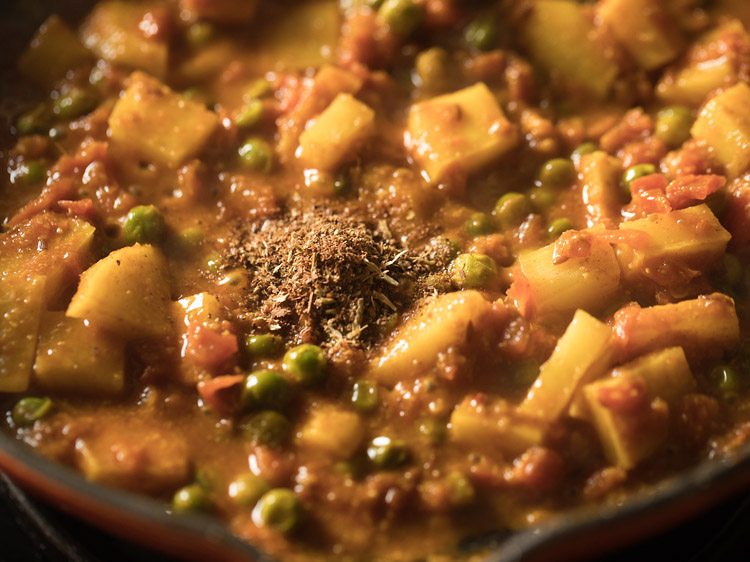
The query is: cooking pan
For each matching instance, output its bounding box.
[2,2,750,561]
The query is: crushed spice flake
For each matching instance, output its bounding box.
[226,206,453,347]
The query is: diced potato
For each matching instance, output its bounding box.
[600,0,683,70]
[81,1,168,79]
[18,16,92,87]
[617,204,730,273]
[370,291,495,386]
[76,421,190,493]
[109,72,219,168]
[584,381,669,469]
[0,276,46,392]
[67,244,172,339]
[522,0,619,99]
[510,236,621,324]
[33,312,124,396]
[0,213,95,306]
[691,82,750,178]
[517,310,614,422]
[173,292,226,384]
[657,57,736,107]
[180,0,258,23]
[450,397,547,458]
[406,83,519,183]
[297,94,375,172]
[613,293,740,362]
[580,151,624,228]
[298,405,365,459]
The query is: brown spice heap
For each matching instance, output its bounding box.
[226,206,453,347]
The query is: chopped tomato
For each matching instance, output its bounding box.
[197,375,244,416]
[184,321,238,371]
[665,174,725,209]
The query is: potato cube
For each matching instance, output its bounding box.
[81,1,168,79]
[109,72,219,168]
[691,82,750,178]
[34,312,124,396]
[406,83,518,183]
[180,0,258,23]
[600,0,683,70]
[67,244,172,339]
[657,57,736,107]
[0,276,46,392]
[298,405,365,459]
[522,1,619,99]
[18,16,92,87]
[297,93,375,172]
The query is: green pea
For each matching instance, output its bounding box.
[122,205,166,245]
[283,344,327,386]
[538,158,576,188]
[571,142,598,165]
[529,185,557,212]
[351,381,379,414]
[367,436,409,469]
[52,87,97,120]
[418,418,447,445]
[464,15,498,52]
[186,21,215,49]
[243,334,284,359]
[172,484,211,513]
[446,472,475,507]
[378,0,425,36]
[242,411,292,448]
[415,47,450,92]
[238,137,274,173]
[236,99,264,129]
[548,217,574,239]
[11,397,53,427]
[493,192,532,229]
[512,361,540,388]
[242,370,293,411]
[14,160,47,185]
[253,488,302,534]
[16,104,51,135]
[465,212,494,237]
[178,226,204,250]
[622,163,657,191]
[709,364,742,397]
[228,473,270,507]
[451,253,497,289]
[655,106,693,148]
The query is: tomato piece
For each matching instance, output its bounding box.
[184,321,238,371]
[665,174,725,209]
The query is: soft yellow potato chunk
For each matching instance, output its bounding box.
[522,0,619,99]
[298,405,365,459]
[600,0,683,70]
[180,0,258,23]
[18,16,92,87]
[370,290,495,386]
[297,93,376,172]
[691,82,750,178]
[81,1,168,79]
[518,310,614,423]
[406,83,519,183]
[0,276,46,393]
[67,244,172,339]
[34,312,124,396]
[109,72,219,168]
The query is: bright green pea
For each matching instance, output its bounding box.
[242,411,292,448]
[52,87,98,120]
[228,473,270,507]
[655,106,693,148]
[13,160,47,185]
[367,436,409,469]
[11,397,53,427]
[122,205,166,245]
[548,217,574,239]
[622,163,657,191]
[283,344,327,386]
[378,0,425,36]
[253,488,302,534]
[242,370,293,411]
[709,364,742,397]
[418,418,447,445]
[186,21,215,49]
[538,158,576,188]
[16,104,51,135]
[446,472,475,507]
[493,192,532,229]
[571,142,598,165]
[243,334,284,359]
[415,47,450,92]
[451,253,497,289]
[236,99,264,129]
[352,381,379,414]
[172,484,211,513]
[529,185,557,212]
[464,15,498,52]
[465,212,494,237]
[238,137,274,172]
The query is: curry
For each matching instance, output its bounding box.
[2,0,750,560]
